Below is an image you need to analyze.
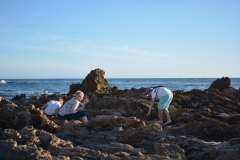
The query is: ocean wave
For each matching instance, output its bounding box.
[0,80,7,84]
[0,78,239,100]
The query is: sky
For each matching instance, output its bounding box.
[0,0,239,78]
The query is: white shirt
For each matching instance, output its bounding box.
[44,100,61,115]
[58,97,80,116]
[152,87,172,100]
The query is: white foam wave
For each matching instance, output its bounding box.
[0,80,7,84]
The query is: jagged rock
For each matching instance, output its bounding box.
[4,145,52,160]
[208,77,231,91]
[0,139,17,159]
[81,68,111,92]
[1,76,240,159]
[68,68,111,95]
[154,143,186,159]
[11,94,26,101]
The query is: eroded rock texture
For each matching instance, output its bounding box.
[0,73,240,160]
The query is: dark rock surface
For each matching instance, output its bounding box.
[208,77,231,91]
[0,72,240,159]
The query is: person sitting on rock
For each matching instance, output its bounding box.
[41,97,64,117]
[145,86,173,125]
[57,90,89,125]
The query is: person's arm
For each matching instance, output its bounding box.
[70,101,79,113]
[76,98,88,111]
[76,103,85,111]
[82,98,89,105]
[41,103,48,110]
[54,108,60,118]
[147,98,155,116]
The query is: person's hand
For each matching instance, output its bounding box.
[83,98,89,104]
[41,104,47,110]
[76,107,83,111]
[147,111,151,116]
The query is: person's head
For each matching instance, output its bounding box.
[74,90,84,102]
[145,87,153,96]
[57,97,64,106]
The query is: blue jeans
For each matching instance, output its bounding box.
[58,111,86,120]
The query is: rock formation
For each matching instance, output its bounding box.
[68,68,111,95]
[208,77,231,91]
[0,74,240,159]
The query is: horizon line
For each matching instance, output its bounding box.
[1,77,240,79]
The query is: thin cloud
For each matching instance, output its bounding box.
[104,46,171,58]
[35,32,72,41]
[92,52,130,60]
[0,54,55,62]
[100,39,112,43]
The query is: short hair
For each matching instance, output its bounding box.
[145,87,153,95]
[56,97,63,105]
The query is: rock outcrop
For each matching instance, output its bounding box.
[0,74,240,159]
[208,77,231,91]
[68,68,111,95]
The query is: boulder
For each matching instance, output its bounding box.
[81,68,111,92]
[208,77,231,91]
[68,68,111,95]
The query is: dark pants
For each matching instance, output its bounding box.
[58,111,86,120]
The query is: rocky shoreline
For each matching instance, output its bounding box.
[0,69,240,160]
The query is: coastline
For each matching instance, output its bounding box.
[0,76,240,159]
[1,78,239,100]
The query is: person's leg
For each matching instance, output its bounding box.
[162,93,173,124]
[164,109,172,124]
[57,114,66,120]
[157,109,163,123]
[59,111,87,121]
[158,93,173,124]
[158,96,168,123]
[72,111,89,123]
[81,116,88,123]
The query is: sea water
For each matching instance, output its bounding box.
[0,78,239,100]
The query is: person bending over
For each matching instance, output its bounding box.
[41,97,63,117]
[145,86,173,125]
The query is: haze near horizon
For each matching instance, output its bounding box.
[0,0,239,78]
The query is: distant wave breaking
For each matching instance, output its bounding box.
[0,80,7,84]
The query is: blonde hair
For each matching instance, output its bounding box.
[74,90,84,98]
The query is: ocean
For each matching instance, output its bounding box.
[0,78,239,100]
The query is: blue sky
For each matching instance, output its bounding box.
[0,0,239,78]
